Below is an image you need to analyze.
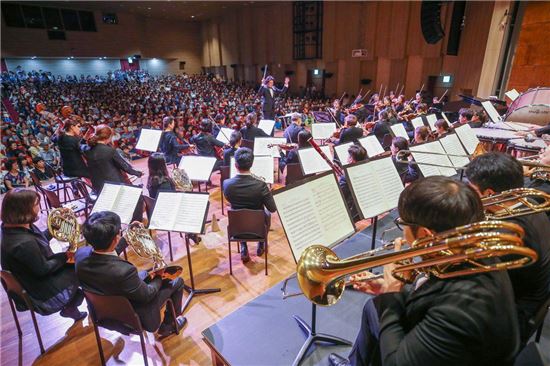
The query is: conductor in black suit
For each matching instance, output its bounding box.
[259,75,289,120]
[75,211,186,337]
[223,148,277,263]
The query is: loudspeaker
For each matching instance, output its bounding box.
[324,72,334,78]
[446,1,466,55]
[285,70,294,76]
[230,64,237,68]
[360,78,372,85]
[420,1,444,44]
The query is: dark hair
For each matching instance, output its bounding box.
[265,76,274,82]
[348,145,367,162]
[200,119,212,133]
[32,156,44,164]
[459,108,474,121]
[298,130,312,148]
[63,119,80,132]
[392,136,409,151]
[82,211,121,251]
[245,112,257,128]
[434,119,450,131]
[465,152,524,193]
[88,124,113,147]
[229,131,242,147]
[1,188,40,224]
[345,114,358,126]
[398,176,484,233]
[234,147,254,171]
[215,113,225,122]
[147,152,173,192]
[163,116,174,129]
[5,160,17,171]
[474,110,488,123]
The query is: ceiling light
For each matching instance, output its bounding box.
[148,7,152,10]
[31,56,36,59]
[191,15,195,18]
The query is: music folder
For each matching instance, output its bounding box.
[230,156,274,184]
[273,171,355,262]
[390,123,409,140]
[426,114,438,131]
[91,182,142,224]
[411,116,425,130]
[178,156,217,181]
[298,145,334,175]
[481,100,502,123]
[345,156,404,219]
[454,124,481,155]
[258,119,276,135]
[135,129,163,152]
[358,135,385,158]
[311,122,336,140]
[439,134,470,168]
[409,140,457,177]
[149,192,210,234]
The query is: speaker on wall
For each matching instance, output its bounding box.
[360,78,372,85]
[446,1,466,56]
[420,1,444,44]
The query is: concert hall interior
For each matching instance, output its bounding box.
[1,1,550,365]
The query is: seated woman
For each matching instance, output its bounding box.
[279,130,311,173]
[240,112,269,140]
[390,136,420,184]
[435,119,451,138]
[3,160,29,191]
[413,125,430,144]
[339,145,367,222]
[190,119,226,171]
[0,189,86,320]
[223,131,242,167]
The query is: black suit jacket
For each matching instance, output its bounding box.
[223,174,276,212]
[159,131,189,165]
[223,147,237,167]
[377,269,519,366]
[56,134,89,177]
[190,133,224,158]
[259,85,287,115]
[84,143,142,192]
[371,121,392,143]
[240,126,269,140]
[336,126,364,145]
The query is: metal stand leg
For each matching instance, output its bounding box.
[370,216,378,251]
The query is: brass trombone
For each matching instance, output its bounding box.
[482,187,550,219]
[395,142,487,170]
[296,220,537,306]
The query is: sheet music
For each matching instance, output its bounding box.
[442,112,451,125]
[91,184,121,214]
[410,141,456,177]
[253,137,286,157]
[345,157,404,219]
[481,100,502,123]
[148,192,178,231]
[454,124,481,155]
[358,136,385,158]
[426,114,438,131]
[505,89,520,101]
[150,192,209,234]
[91,183,142,224]
[258,119,276,135]
[216,127,234,144]
[311,123,336,140]
[135,129,163,152]
[333,142,354,165]
[391,123,409,139]
[273,173,355,261]
[440,134,470,168]
[230,156,274,184]
[178,156,216,181]
[411,117,424,130]
[298,145,333,175]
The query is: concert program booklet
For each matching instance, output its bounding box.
[410,140,457,177]
[230,156,274,184]
[345,156,404,219]
[333,142,354,165]
[454,124,481,155]
[135,129,163,152]
[358,135,385,158]
[216,127,235,145]
[439,134,470,168]
[390,123,409,140]
[178,156,217,181]
[254,137,286,157]
[258,119,276,135]
[273,172,355,262]
[91,183,142,224]
[149,192,210,234]
[311,122,336,140]
[298,145,334,175]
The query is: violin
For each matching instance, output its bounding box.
[267,143,298,151]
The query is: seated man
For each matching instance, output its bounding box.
[465,152,550,345]
[75,211,186,337]
[390,137,420,184]
[283,113,305,144]
[223,131,242,167]
[223,147,277,263]
[332,115,364,145]
[339,145,367,222]
[329,176,520,366]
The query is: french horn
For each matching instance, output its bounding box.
[173,168,193,192]
[47,207,86,262]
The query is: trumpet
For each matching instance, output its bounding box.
[47,207,86,263]
[297,220,537,306]
[482,187,550,219]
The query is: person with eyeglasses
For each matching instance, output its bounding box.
[328,176,519,366]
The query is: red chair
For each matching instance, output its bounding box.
[219,166,231,216]
[83,290,179,366]
[227,209,270,275]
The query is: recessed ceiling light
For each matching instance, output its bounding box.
[191,15,195,18]
[148,7,152,10]
[31,56,36,59]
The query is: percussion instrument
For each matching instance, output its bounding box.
[474,127,518,152]
[507,138,547,158]
[505,87,550,126]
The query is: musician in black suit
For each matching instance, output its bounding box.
[223,148,277,262]
[283,113,305,144]
[339,145,367,222]
[369,111,392,144]
[190,119,225,171]
[390,137,420,184]
[332,114,364,145]
[259,75,289,120]
[240,112,269,140]
[329,177,520,366]
[75,211,186,337]
[279,130,311,173]
[54,119,90,178]
[223,131,242,167]
[159,116,192,165]
[466,152,550,345]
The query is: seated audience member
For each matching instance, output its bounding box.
[223,131,242,167]
[223,148,277,263]
[3,160,29,190]
[1,189,86,320]
[39,143,59,167]
[328,177,520,366]
[279,130,311,173]
[283,113,305,144]
[413,125,430,144]
[333,114,364,145]
[240,112,269,140]
[75,211,186,337]
[465,152,550,345]
[390,137,420,184]
[434,119,450,137]
[32,157,54,181]
[28,139,42,159]
[159,116,191,165]
[339,145,367,222]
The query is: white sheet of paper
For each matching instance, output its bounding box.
[230,156,274,184]
[481,100,502,123]
[333,142,354,165]
[442,112,451,125]
[258,119,276,135]
[178,156,216,181]
[216,127,234,144]
[358,136,385,158]
[345,157,404,219]
[311,123,336,140]
[391,123,409,140]
[253,137,286,157]
[273,173,355,261]
[411,117,425,130]
[410,141,457,177]
[150,192,209,234]
[426,114,438,131]
[454,124,481,155]
[91,183,142,224]
[298,145,334,175]
[505,89,520,101]
[135,129,163,152]
[439,134,470,168]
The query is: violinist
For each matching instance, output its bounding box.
[454,108,474,127]
[279,130,311,173]
[159,116,192,165]
[368,93,380,105]
[190,119,226,170]
[369,110,393,144]
[283,113,305,144]
[331,115,364,145]
[413,126,430,144]
[55,119,90,179]
[329,99,345,125]
[435,119,451,138]
[223,131,242,167]
[390,136,420,184]
[240,112,269,140]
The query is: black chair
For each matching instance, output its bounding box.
[528,297,550,344]
[219,166,231,216]
[0,270,45,354]
[240,138,254,150]
[83,290,179,366]
[50,165,79,203]
[41,187,88,216]
[227,209,269,275]
[72,179,97,217]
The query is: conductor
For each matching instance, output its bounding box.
[259,75,290,120]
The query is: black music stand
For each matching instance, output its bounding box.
[370,216,378,251]
[292,303,352,366]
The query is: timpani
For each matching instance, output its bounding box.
[507,138,547,158]
[474,128,518,152]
